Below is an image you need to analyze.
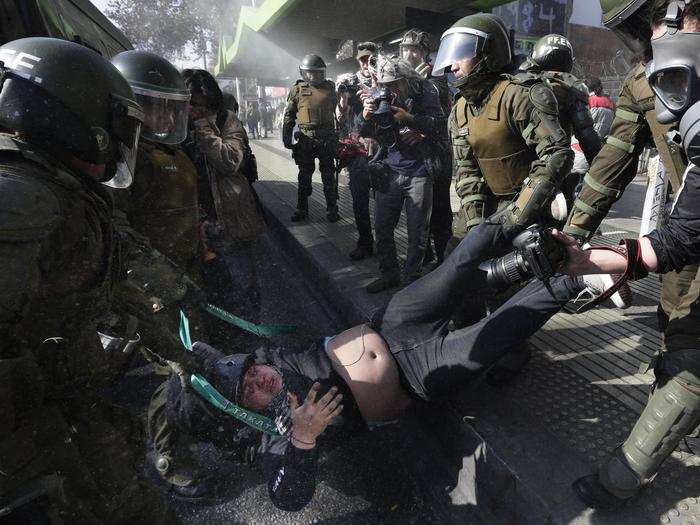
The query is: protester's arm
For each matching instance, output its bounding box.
[192,113,246,175]
[356,91,377,138]
[262,435,319,511]
[450,105,488,238]
[393,81,445,136]
[569,88,602,165]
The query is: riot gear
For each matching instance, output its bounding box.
[399,28,433,71]
[530,34,574,73]
[601,0,653,57]
[433,13,512,92]
[112,50,190,145]
[299,54,327,86]
[0,37,143,188]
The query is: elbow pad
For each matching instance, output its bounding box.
[488,176,558,235]
[545,148,574,181]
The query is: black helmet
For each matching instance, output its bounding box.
[112,50,190,145]
[531,34,574,73]
[300,54,326,86]
[599,0,652,59]
[0,37,143,188]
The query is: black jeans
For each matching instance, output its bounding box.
[376,222,582,401]
[347,156,373,247]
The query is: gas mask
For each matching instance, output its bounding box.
[647,3,700,164]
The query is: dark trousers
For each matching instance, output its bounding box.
[376,222,581,401]
[429,170,454,263]
[347,156,373,247]
[295,135,338,213]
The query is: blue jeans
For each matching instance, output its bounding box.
[347,157,373,247]
[374,172,433,281]
[376,222,582,401]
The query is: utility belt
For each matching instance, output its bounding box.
[299,127,337,141]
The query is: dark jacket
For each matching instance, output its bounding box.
[647,164,700,273]
[355,78,447,177]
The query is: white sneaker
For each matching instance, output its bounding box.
[577,273,633,309]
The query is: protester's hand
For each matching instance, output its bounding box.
[391,106,414,124]
[288,383,343,449]
[360,91,376,120]
[550,229,593,276]
[399,129,425,146]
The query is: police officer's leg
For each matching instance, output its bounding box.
[292,143,314,222]
[658,264,699,330]
[347,156,374,258]
[368,172,403,293]
[319,149,339,222]
[403,174,433,282]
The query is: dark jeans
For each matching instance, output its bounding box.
[376,222,582,401]
[347,156,373,247]
[429,169,453,263]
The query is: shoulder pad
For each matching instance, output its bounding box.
[508,70,541,86]
[294,79,306,86]
[0,161,61,242]
[529,81,559,115]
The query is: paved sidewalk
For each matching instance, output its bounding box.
[250,136,699,524]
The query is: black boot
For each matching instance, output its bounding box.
[349,243,373,260]
[572,475,628,511]
[291,209,308,222]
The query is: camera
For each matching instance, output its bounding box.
[368,86,395,130]
[337,76,360,97]
[482,225,567,289]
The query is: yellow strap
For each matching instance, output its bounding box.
[461,194,488,205]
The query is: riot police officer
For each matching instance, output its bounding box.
[0,37,174,522]
[283,54,340,222]
[571,0,700,509]
[433,13,573,246]
[399,28,454,265]
[521,34,602,168]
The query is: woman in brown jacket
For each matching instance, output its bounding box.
[183,69,266,322]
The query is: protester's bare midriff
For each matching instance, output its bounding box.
[327,324,413,422]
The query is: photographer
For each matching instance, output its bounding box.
[337,41,380,260]
[357,55,446,293]
[554,0,700,509]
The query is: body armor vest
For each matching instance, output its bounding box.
[128,141,199,269]
[629,64,686,193]
[295,80,336,132]
[454,79,536,195]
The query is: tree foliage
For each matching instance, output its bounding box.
[106,0,235,64]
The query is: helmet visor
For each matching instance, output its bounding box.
[649,65,693,113]
[103,95,143,189]
[301,68,325,84]
[433,29,483,77]
[133,86,190,144]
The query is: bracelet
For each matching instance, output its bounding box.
[290,435,316,446]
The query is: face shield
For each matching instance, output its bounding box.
[132,86,190,145]
[102,94,143,189]
[432,28,485,77]
[300,68,326,85]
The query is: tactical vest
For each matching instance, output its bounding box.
[127,141,199,270]
[629,64,686,193]
[542,71,586,138]
[0,134,130,392]
[454,79,537,195]
[295,80,336,133]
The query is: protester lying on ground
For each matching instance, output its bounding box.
[148,219,626,510]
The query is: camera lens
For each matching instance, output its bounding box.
[485,252,532,289]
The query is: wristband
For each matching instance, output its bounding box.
[290,435,316,446]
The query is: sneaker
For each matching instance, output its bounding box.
[577,273,633,309]
[366,276,401,294]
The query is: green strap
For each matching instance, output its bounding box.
[606,135,635,154]
[615,108,641,123]
[522,121,537,141]
[461,194,488,205]
[203,303,296,338]
[456,176,483,185]
[562,223,593,239]
[452,137,468,146]
[466,217,485,228]
[178,310,280,436]
[454,159,473,167]
[189,374,281,435]
[583,173,621,198]
[573,198,605,218]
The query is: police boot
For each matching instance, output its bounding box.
[291,195,309,222]
[326,202,340,223]
[573,376,700,510]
